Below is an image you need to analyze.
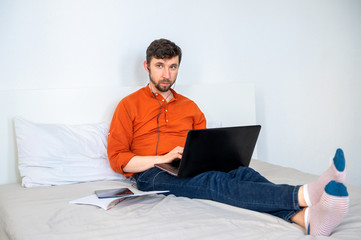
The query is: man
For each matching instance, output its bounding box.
[107,38,349,236]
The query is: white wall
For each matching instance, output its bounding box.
[1,0,360,186]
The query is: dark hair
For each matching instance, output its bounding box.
[146,38,182,65]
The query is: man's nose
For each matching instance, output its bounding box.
[162,68,170,79]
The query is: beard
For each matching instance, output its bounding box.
[149,76,175,93]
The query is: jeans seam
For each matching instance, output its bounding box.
[293,185,301,210]
[152,170,166,191]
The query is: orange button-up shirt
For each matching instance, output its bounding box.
[107,85,206,178]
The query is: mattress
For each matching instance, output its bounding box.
[1,159,361,240]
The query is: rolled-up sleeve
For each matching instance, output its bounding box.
[107,100,136,178]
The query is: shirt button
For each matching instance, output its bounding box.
[166,119,168,122]
[162,99,165,102]
[165,110,168,112]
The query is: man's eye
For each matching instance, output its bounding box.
[170,66,177,70]
[157,65,163,68]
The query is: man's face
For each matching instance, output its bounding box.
[145,56,179,93]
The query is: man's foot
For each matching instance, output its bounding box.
[305,180,349,236]
[304,148,346,206]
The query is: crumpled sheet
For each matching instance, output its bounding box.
[1,159,360,240]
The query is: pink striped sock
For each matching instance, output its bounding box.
[305,181,349,236]
[304,148,346,206]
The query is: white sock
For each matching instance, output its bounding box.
[306,180,349,236]
[304,148,346,206]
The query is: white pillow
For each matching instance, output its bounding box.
[14,118,125,187]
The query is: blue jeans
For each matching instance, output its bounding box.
[136,166,302,222]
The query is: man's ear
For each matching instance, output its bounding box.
[144,61,150,73]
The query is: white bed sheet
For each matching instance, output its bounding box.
[1,159,361,240]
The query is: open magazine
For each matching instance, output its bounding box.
[69,188,169,210]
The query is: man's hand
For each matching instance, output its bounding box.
[123,146,184,174]
[158,146,183,164]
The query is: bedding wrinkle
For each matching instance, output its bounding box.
[1,160,361,239]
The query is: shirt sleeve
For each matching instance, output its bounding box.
[107,100,136,178]
[193,103,207,130]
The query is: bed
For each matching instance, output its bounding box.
[1,84,361,240]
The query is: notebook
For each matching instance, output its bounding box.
[155,125,261,178]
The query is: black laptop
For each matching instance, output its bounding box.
[155,125,261,178]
